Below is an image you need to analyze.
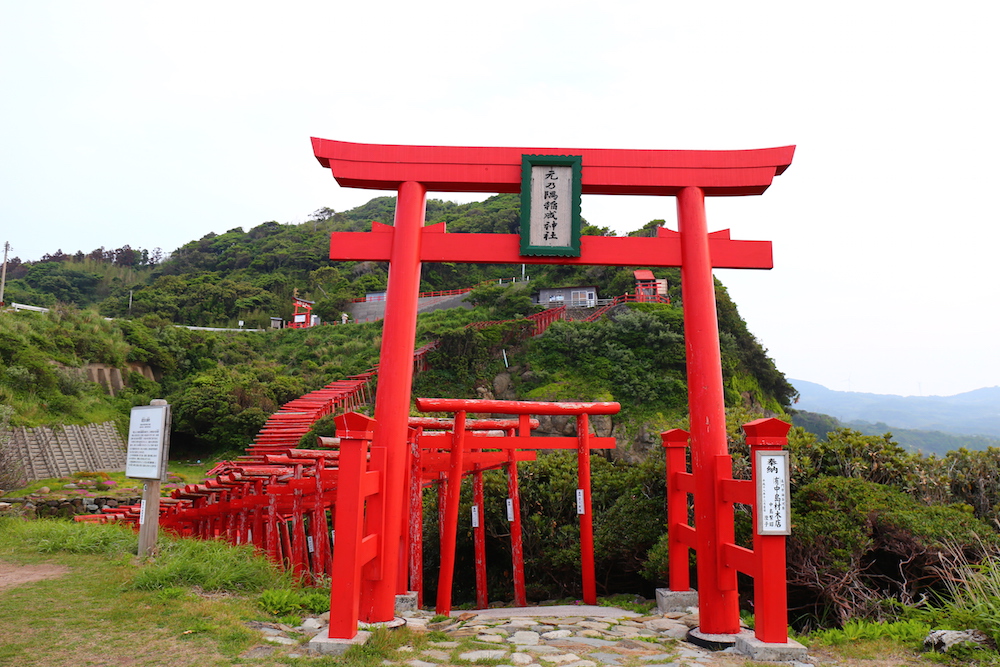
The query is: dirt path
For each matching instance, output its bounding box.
[0,560,69,590]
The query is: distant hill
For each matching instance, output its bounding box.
[791,379,1000,449]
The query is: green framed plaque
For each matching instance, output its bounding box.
[519,154,582,257]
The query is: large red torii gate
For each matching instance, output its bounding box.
[312,138,794,636]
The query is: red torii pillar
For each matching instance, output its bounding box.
[312,138,793,634]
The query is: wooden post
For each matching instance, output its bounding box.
[135,399,171,557]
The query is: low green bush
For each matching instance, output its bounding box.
[788,476,998,627]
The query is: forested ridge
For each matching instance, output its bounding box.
[6,195,1000,641]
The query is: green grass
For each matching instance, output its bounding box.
[0,517,323,666]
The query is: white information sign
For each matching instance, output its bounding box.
[471,505,480,528]
[126,405,169,480]
[506,498,514,522]
[576,489,585,515]
[756,450,791,535]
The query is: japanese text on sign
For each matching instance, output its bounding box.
[755,450,791,535]
[126,405,168,480]
[519,155,582,257]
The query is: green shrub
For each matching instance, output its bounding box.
[259,588,301,616]
[788,476,998,627]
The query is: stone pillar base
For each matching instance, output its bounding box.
[655,588,698,613]
[395,592,418,613]
[735,634,809,662]
[308,629,371,655]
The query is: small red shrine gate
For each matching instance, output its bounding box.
[287,295,315,329]
[312,138,794,639]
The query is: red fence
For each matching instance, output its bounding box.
[663,418,792,643]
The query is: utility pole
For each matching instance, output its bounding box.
[0,242,9,308]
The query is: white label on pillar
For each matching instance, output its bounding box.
[307,535,315,553]
[576,489,585,515]
[756,450,791,535]
[139,498,146,525]
[506,498,514,522]
[330,529,336,546]
[471,505,480,528]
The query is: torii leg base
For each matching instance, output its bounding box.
[308,630,371,655]
[735,634,808,662]
[686,627,754,651]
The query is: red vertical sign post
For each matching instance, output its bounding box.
[312,138,793,636]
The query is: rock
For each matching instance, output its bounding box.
[456,612,477,622]
[459,650,508,661]
[509,630,541,645]
[239,645,276,658]
[511,652,534,665]
[479,634,506,643]
[576,621,610,631]
[617,639,662,650]
[448,628,478,638]
[676,613,700,628]
[548,637,617,648]
[37,486,50,494]
[541,630,573,639]
[300,618,324,630]
[427,620,459,631]
[924,629,995,652]
[263,635,297,646]
[606,626,640,637]
[63,483,78,489]
[539,654,584,664]
[422,650,451,660]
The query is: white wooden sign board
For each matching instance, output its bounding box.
[125,404,169,480]
[756,450,791,535]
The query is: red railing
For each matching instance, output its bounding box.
[351,287,474,303]
[583,293,670,322]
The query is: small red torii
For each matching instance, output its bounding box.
[312,138,794,637]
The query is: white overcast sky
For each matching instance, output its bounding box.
[2,1,997,398]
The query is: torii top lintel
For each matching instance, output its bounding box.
[311,138,795,197]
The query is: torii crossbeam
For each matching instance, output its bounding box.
[312,138,794,636]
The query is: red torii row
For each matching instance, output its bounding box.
[312,138,794,636]
[328,398,621,639]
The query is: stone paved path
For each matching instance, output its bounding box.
[250,605,817,666]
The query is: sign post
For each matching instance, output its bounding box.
[126,399,171,556]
